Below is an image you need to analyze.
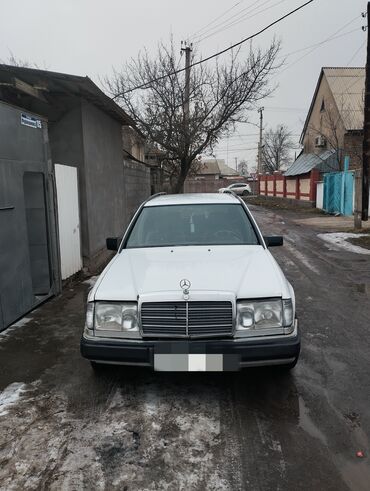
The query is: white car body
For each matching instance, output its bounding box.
[81,193,299,371]
[218,182,252,195]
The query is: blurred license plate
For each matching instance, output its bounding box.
[154,354,235,371]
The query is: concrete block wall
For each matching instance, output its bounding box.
[122,159,151,228]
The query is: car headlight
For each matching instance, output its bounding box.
[94,302,139,337]
[236,299,293,337]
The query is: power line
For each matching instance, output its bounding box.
[281,27,360,61]
[278,15,362,76]
[190,0,244,39]
[346,39,366,66]
[194,0,267,41]
[197,0,289,44]
[114,0,314,97]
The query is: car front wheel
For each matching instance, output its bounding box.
[242,190,250,196]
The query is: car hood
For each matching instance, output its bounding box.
[91,245,290,301]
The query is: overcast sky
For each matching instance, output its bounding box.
[0,0,367,171]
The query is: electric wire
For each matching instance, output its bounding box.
[190,1,244,39]
[346,39,366,66]
[281,28,361,61]
[278,15,362,75]
[114,0,314,97]
[197,0,290,44]
[193,0,269,42]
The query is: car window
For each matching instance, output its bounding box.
[125,204,259,248]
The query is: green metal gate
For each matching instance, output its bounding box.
[323,171,354,216]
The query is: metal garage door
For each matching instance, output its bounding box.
[0,102,60,331]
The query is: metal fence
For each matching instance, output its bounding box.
[323,171,354,216]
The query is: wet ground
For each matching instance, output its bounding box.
[1,205,370,490]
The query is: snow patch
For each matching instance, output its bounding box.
[0,383,26,416]
[0,317,32,342]
[318,233,370,255]
[83,276,98,287]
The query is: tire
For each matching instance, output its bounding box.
[242,190,250,196]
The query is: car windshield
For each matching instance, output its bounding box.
[125,203,259,248]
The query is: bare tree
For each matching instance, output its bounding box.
[106,39,281,192]
[261,125,295,173]
[238,160,249,176]
[0,51,44,69]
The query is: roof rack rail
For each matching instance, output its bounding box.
[143,191,167,204]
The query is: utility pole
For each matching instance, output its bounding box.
[362,4,370,221]
[181,41,192,133]
[257,107,264,174]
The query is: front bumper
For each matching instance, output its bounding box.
[80,321,300,370]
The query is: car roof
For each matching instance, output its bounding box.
[144,193,240,207]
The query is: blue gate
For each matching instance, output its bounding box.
[323,171,354,216]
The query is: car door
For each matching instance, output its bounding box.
[232,184,243,195]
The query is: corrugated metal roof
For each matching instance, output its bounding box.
[218,161,238,176]
[199,159,221,175]
[323,67,365,131]
[0,64,138,128]
[284,149,337,176]
[300,67,365,143]
[198,159,238,176]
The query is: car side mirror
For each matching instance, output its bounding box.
[264,236,283,247]
[106,237,121,251]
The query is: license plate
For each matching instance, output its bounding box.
[154,353,238,371]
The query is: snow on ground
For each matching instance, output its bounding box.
[0,317,32,342]
[0,383,26,416]
[0,377,234,490]
[318,233,370,255]
[83,276,99,287]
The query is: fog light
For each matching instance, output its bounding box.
[122,309,138,331]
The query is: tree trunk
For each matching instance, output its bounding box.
[172,159,188,193]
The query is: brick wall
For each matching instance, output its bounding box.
[258,170,320,204]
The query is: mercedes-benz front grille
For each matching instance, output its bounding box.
[140,301,233,338]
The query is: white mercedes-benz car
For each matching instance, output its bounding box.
[81,193,299,372]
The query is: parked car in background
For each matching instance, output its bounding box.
[218,182,252,195]
[81,193,299,372]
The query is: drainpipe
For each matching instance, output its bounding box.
[341,156,349,215]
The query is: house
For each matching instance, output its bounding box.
[184,158,249,193]
[259,67,365,206]
[301,67,364,169]
[195,158,239,179]
[0,64,150,331]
